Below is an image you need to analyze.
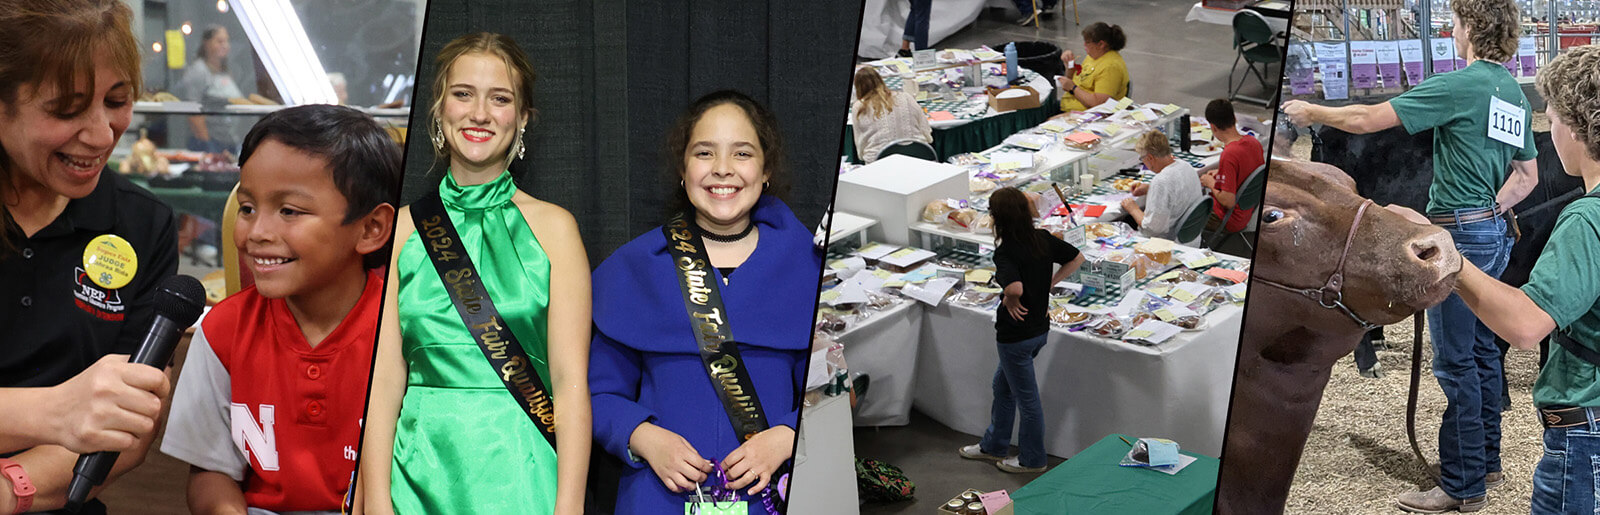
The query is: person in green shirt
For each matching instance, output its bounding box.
[1451,44,1600,515]
[1283,0,1538,511]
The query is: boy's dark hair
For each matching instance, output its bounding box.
[239,104,402,269]
[1205,99,1237,131]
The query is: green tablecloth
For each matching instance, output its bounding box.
[1011,433,1218,515]
[843,93,1061,164]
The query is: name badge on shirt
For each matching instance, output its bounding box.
[684,497,745,515]
[1487,96,1526,149]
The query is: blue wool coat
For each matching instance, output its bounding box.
[590,196,820,514]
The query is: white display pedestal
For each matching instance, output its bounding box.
[791,392,860,515]
[836,155,968,247]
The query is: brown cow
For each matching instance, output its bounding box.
[1215,160,1462,514]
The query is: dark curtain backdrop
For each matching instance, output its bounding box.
[403,0,862,263]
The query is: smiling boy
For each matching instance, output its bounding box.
[160,105,400,514]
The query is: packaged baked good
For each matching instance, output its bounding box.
[944,208,979,231]
[1173,314,1204,330]
[1111,178,1141,191]
[1085,222,1119,239]
[1134,238,1175,265]
[972,213,994,234]
[815,312,848,334]
[1048,307,1091,325]
[970,177,997,193]
[1089,316,1127,338]
[922,199,960,223]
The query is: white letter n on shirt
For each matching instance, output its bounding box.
[230,403,280,471]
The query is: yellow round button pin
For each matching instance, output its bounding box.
[83,234,138,290]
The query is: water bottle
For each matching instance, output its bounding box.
[1004,42,1019,84]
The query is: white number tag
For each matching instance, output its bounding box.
[1487,96,1526,149]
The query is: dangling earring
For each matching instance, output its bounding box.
[431,121,444,151]
[516,127,526,160]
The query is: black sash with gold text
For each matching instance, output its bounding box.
[662,212,772,442]
[412,192,557,448]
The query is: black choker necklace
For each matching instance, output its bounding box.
[698,221,754,243]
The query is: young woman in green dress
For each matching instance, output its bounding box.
[359,32,592,515]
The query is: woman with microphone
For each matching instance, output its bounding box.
[0,1,180,513]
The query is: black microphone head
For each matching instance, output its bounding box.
[155,275,206,326]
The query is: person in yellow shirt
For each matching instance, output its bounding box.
[1056,22,1129,113]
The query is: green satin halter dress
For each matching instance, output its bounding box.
[390,171,557,514]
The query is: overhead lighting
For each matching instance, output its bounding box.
[228,0,337,106]
[152,42,163,53]
[217,0,228,13]
[180,22,192,35]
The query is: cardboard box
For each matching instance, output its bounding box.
[986,85,1041,112]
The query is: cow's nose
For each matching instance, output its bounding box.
[1411,229,1461,277]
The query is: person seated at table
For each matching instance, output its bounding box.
[1200,99,1263,234]
[852,66,932,163]
[1054,22,1128,113]
[1122,131,1205,246]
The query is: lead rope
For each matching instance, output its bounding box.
[1405,310,1444,488]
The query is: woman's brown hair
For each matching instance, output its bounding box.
[990,187,1047,258]
[0,0,142,256]
[425,32,538,173]
[853,67,894,119]
[1082,22,1127,52]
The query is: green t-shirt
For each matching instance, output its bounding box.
[1523,187,1600,408]
[1389,60,1537,213]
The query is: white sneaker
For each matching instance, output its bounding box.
[996,456,1047,473]
[958,444,1004,462]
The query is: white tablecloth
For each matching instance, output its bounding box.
[833,301,924,426]
[912,301,1243,458]
[857,0,986,59]
[1186,2,1290,34]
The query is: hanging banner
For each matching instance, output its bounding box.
[1399,39,1425,85]
[1288,43,1316,96]
[1375,40,1402,88]
[1430,37,1456,73]
[1315,41,1350,100]
[1350,41,1379,89]
[1519,37,1539,77]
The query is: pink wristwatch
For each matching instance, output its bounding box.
[0,458,34,514]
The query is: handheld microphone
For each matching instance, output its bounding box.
[64,275,205,512]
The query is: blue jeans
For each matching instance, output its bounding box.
[1426,209,1513,499]
[1531,412,1600,514]
[979,332,1049,467]
[903,0,930,50]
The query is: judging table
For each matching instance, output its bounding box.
[845,55,1060,162]
[1011,433,1220,515]
[832,276,1242,458]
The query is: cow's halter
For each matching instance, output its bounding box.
[1253,199,1382,331]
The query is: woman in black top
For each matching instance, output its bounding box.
[957,187,1084,473]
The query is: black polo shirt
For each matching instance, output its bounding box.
[0,171,176,515]
[993,228,1081,343]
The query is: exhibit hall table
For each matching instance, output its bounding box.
[1185,1,1291,34]
[912,300,1243,458]
[1009,433,1219,515]
[844,69,1059,163]
[830,301,924,426]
